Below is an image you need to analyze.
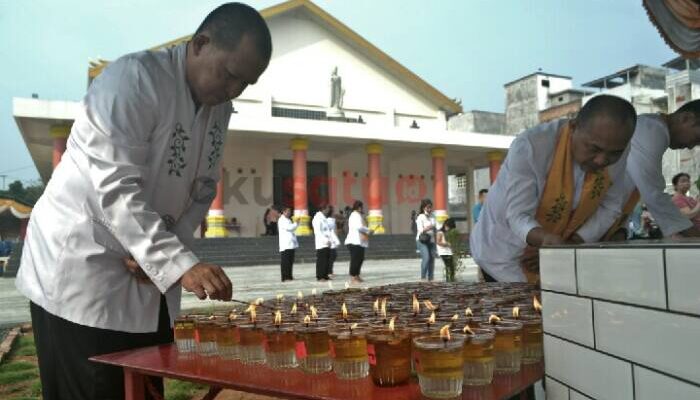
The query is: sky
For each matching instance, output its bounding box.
[0,0,677,184]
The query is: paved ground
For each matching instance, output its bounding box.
[0,257,480,327]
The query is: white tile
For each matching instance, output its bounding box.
[635,366,700,400]
[542,291,594,347]
[540,248,577,294]
[545,376,570,400]
[570,391,593,400]
[544,334,633,400]
[577,249,666,308]
[594,301,700,385]
[666,249,700,315]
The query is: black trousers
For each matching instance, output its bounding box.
[329,248,337,275]
[316,247,331,280]
[30,296,173,400]
[348,244,365,277]
[280,249,295,281]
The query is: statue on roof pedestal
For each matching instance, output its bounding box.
[328,66,345,118]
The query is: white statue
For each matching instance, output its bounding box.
[329,67,345,117]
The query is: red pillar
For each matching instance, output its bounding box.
[431,147,448,226]
[291,138,311,235]
[488,151,505,184]
[50,125,71,170]
[205,167,227,238]
[366,143,385,234]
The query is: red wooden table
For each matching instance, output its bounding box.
[90,344,543,400]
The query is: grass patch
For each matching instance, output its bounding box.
[165,378,206,400]
[0,361,35,373]
[0,333,40,399]
[0,369,38,386]
[12,336,36,357]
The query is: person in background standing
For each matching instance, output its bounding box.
[278,205,298,282]
[345,200,373,283]
[415,198,437,281]
[472,189,488,224]
[313,204,332,282]
[436,218,458,282]
[263,207,272,236]
[327,206,341,279]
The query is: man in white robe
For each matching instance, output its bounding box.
[15,4,271,399]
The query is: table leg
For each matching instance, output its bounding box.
[124,368,146,400]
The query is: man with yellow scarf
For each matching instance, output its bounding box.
[470,95,636,283]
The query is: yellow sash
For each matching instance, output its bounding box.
[523,122,613,283]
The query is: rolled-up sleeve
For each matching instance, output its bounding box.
[79,57,198,293]
[504,137,541,243]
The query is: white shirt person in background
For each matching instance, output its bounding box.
[415,198,437,281]
[312,204,333,281]
[326,206,341,278]
[344,200,374,283]
[14,4,271,399]
[278,205,298,282]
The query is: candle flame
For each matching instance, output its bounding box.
[380,298,387,318]
[345,281,350,290]
[465,307,473,317]
[303,315,311,325]
[245,304,257,323]
[341,303,348,319]
[291,303,298,314]
[412,294,420,314]
[512,306,520,319]
[276,293,283,301]
[423,300,436,311]
[389,317,396,332]
[463,325,475,335]
[489,314,501,324]
[428,311,436,325]
[310,305,318,319]
[228,311,238,321]
[255,297,264,305]
[533,296,542,312]
[274,310,282,325]
[297,291,303,300]
[439,324,451,341]
[373,298,379,313]
[451,313,459,321]
[350,323,358,331]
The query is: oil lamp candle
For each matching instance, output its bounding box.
[457,325,496,386]
[412,325,465,399]
[238,304,265,364]
[506,306,542,364]
[328,323,369,380]
[263,311,298,369]
[195,315,218,356]
[174,316,196,353]
[367,317,411,386]
[295,315,332,373]
[479,314,523,375]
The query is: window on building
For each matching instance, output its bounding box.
[272,107,327,120]
[541,79,550,88]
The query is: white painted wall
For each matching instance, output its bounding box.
[536,75,572,111]
[236,12,445,130]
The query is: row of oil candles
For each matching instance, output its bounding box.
[174,288,542,399]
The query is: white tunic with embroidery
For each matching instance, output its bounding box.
[16,43,232,333]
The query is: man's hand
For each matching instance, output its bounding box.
[123,257,153,284]
[181,262,232,301]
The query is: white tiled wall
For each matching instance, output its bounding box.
[576,249,666,308]
[542,291,594,347]
[665,249,700,315]
[540,248,576,294]
[634,366,700,400]
[546,377,570,400]
[541,246,700,400]
[594,301,700,385]
[544,335,633,400]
